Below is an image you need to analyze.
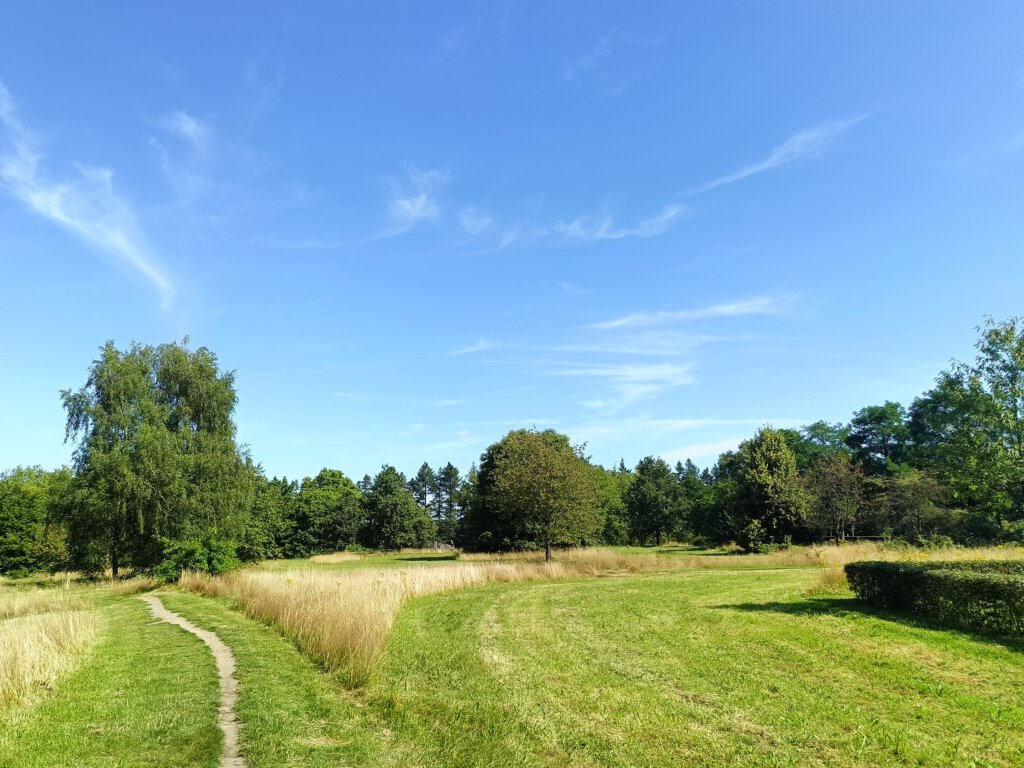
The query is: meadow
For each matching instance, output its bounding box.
[3,544,1024,767]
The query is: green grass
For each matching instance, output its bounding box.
[362,569,1024,767]
[0,594,221,768]
[7,565,1024,767]
[157,591,419,767]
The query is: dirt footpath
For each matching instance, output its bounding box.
[141,594,246,768]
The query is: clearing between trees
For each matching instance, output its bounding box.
[3,545,1024,767]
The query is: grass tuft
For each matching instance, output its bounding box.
[0,608,97,707]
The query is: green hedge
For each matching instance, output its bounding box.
[845,560,1024,636]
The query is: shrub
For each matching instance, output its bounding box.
[154,538,241,581]
[845,560,1024,636]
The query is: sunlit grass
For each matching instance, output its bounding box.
[182,561,568,686]
[184,542,1024,687]
[0,582,99,709]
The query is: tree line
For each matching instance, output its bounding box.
[2,317,1023,576]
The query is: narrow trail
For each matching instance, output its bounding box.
[141,594,246,768]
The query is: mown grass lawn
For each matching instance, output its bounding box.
[5,567,1023,767]
[0,594,221,768]
[366,568,1024,767]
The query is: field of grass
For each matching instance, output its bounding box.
[0,591,221,768]
[4,545,1024,767]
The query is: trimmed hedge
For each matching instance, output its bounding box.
[845,560,1024,637]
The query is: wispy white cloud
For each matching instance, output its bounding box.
[0,81,174,306]
[691,115,869,194]
[452,338,494,356]
[552,331,715,357]
[555,202,685,241]
[548,281,591,296]
[592,296,782,330]
[157,110,211,149]
[556,362,694,409]
[380,165,448,237]
[562,32,665,89]
[424,429,479,454]
[458,205,494,235]
[148,110,216,201]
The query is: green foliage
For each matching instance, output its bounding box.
[729,428,809,551]
[845,560,1024,636]
[154,538,242,581]
[285,469,362,556]
[469,429,599,557]
[626,457,681,545]
[60,340,251,576]
[805,452,865,541]
[236,470,293,562]
[0,467,69,576]
[592,463,633,545]
[845,401,911,473]
[433,462,461,543]
[360,466,435,550]
[407,462,437,510]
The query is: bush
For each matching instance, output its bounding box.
[154,538,241,581]
[845,560,1024,636]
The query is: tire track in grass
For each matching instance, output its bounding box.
[142,594,246,768]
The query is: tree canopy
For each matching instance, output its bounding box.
[60,340,251,576]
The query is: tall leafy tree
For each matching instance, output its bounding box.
[240,472,295,561]
[626,457,680,545]
[287,469,362,556]
[909,316,1024,535]
[732,428,809,551]
[593,463,633,545]
[676,459,712,541]
[0,467,70,576]
[471,429,599,559]
[845,401,911,473]
[360,465,435,550]
[805,453,865,541]
[60,340,250,576]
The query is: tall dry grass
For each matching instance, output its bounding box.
[182,561,567,686]
[309,552,363,564]
[0,589,86,620]
[107,577,159,596]
[0,601,97,707]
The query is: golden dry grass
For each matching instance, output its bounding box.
[107,577,160,596]
[0,589,86,620]
[804,567,851,596]
[309,552,363,564]
[0,603,97,707]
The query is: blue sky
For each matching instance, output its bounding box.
[1,2,1022,482]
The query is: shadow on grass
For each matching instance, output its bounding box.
[716,597,1024,652]
[396,555,459,562]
